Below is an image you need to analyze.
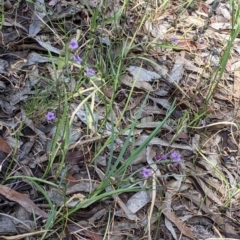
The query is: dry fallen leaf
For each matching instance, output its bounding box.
[0,137,12,154]
[135,135,193,151]
[66,150,88,164]
[0,230,47,240]
[127,66,160,82]
[48,0,59,6]
[206,239,239,240]
[83,229,103,240]
[117,190,151,214]
[95,167,139,221]
[29,0,46,36]
[168,51,186,84]
[0,185,48,218]
[121,74,154,91]
[162,180,196,240]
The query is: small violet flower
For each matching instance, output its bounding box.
[87,68,96,77]
[46,112,55,121]
[73,55,82,64]
[173,163,178,168]
[141,167,152,178]
[155,154,168,161]
[69,39,78,50]
[201,119,206,127]
[199,39,204,44]
[171,36,178,45]
[170,151,181,162]
[203,56,207,63]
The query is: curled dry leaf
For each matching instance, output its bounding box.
[0,185,48,218]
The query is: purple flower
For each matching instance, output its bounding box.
[141,167,152,178]
[87,68,96,76]
[201,119,206,127]
[171,36,178,45]
[46,112,55,121]
[170,151,181,162]
[199,39,204,44]
[73,55,82,64]
[155,154,168,161]
[69,39,78,50]
[173,162,178,168]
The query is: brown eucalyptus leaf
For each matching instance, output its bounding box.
[165,217,178,239]
[163,180,195,240]
[163,198,195,239]
[83,230,103,240]
[0,137,12,154]
[0,185,48,218]
[66,150,87,164]
[197,178,223,205]
[0,230,47,240]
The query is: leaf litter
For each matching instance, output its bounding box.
[0,0,240,239]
